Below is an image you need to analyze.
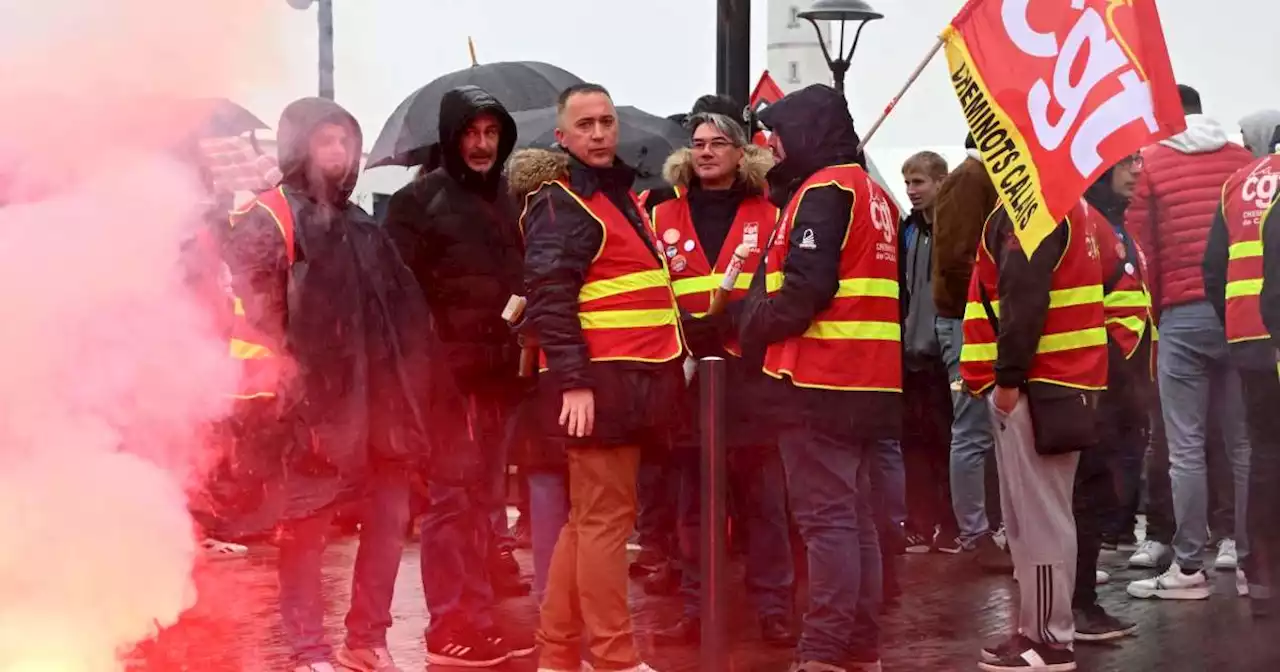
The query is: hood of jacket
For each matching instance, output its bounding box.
[277,97,362,203]
[1239,109,1280,157]
[438,85,517,195]
[507,147,636,201]
[660,144,773,193]
[757,84,864,203]
[1159,114,1230,155]
[1084,168,1130,227]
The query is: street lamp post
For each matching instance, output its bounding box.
[287,0,335,100]
[798,0,884,94]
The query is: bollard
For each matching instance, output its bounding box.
[699,356,729,671]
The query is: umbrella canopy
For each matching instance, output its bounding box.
[511,105,687,192]
[368,61,583,168]
[183,98,270,138]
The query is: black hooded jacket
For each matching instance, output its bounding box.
[221,97,433,526]
[508,147,683,453]
[738,84,900,442]
[384,86,526,394]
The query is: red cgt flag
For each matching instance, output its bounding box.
[749,72,785,147]
[942,0,1185,256]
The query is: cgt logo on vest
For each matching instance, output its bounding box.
[869,183,897,262]
[1243,170,1278,211]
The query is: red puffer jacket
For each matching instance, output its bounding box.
[1126,115,1254,311]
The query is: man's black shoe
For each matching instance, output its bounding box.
[976,534,1014,574]
[426,629,510,668]
[1073,606,1137,642]
[491,550,530,597]
[653,617,700,646]
[760,616,796,647]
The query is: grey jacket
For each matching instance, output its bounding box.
[901,210,940,369]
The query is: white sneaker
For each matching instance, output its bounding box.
[1127,562,1211,600]
[294,664,336,672]
[1237,569,1250,597]
[621,665,659,672]
[1128,540,1171,568]
[1096,569,1110,585]
[1216,539,1239,570]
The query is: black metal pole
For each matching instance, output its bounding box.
[318,0,335,99]
[699,356,729,671]
[715,0,751,105]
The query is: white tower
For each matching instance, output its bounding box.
[766,1,834,94]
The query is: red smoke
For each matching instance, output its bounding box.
[0,1,281,669]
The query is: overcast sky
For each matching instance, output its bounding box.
[231,0,1279,154]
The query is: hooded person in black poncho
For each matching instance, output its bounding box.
[222,96,434,672]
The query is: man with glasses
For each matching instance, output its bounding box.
[649,111,796,648]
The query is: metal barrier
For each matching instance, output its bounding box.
[699,356,729,670]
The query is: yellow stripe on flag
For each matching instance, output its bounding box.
[942,29,1056,259]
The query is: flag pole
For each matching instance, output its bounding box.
[857,38,945,152]
[468,36,479,66]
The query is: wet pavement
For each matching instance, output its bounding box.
[136,538,1280,671]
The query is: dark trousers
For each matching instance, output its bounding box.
[637,452,678,557]
[1242,368,1280,600]
[1205,411,1237,541]
[902,366,955,536]
[1074,445,1114,609]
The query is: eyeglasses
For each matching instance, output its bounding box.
[1118,154,1143,171]
[692,139,737,152]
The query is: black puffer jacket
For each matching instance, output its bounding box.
[509,148,682,453]
[384,86,524,394]
[740,84,901,443]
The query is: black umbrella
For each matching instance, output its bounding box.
[511,105,688,192]
[367,61,583,168]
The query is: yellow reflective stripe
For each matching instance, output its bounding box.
[1106,315,1148,334]
[228,392,276,400]
[801,320,901,341]
[671,275,720,296]
[579,309,679,329]
[1103,290,1149,308]
[674,271,783,296]
[579,270,670,303]
[233,297,246,317]
[958,327,1108,363]
[1226,278,1263,299]
[962,285,1103,321]
[230,338,273,360]
[1230,241,1263,260]
[834,278,899,299]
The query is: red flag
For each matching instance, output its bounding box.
[942,0,1184,255]
[749,72,785,147]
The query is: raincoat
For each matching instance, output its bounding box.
[221,97,433,527]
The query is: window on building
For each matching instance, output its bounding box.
[787,62,800,83]
[788,6,800,28]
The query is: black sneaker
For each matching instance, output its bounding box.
[978,637,1076,671]
[980,633,1030,663]
[904,532,932,554]
[934,532,964,554]
[426,630,510,668]
[1073,606,1137,642]
[482,625,535,658]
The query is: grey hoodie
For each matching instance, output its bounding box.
[1240,109,1280,158]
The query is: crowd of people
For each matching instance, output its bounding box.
[185,78,1280,672]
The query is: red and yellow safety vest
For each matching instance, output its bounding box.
[226,186,295,400]
[1222,153,1280,344]
[960,202,1108,395]
[523,181,684,367]
[759,164,902,392]
[1090,206,1155,360]
[651,191,778,355]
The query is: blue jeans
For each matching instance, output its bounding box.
[779,426,881,664]
[675,446,794,620]
[278,468,411,665]
[528,471,570,605]
[870,439,908,552]
[1157,302,1251,571]
[937,316,995,546]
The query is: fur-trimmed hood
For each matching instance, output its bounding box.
[507,148,571,199]
[660,144,772,192]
